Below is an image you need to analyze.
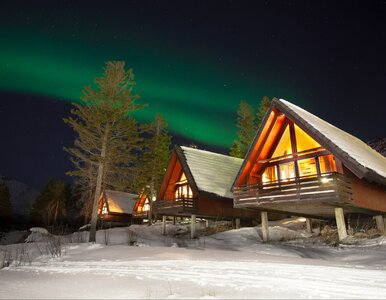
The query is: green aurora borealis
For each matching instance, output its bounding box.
[0,26,296,148]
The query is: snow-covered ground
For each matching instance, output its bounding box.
[1,219,386,299]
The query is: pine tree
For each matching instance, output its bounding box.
[229,100,255,158]
[256,96,271,129]
[0,182,12,228]
[31,180,71,227]
[139,113,171,224]
[64,61,143,242]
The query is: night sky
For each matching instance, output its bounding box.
[1,0,385,189]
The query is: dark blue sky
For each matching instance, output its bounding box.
[0,0,385,189]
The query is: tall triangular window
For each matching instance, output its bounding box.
[174,172,193,199]
[294,124,321,152]
[271,125,292,158]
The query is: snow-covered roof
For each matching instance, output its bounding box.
[180,146,243,198]
[277,99,386,183]
[105,190,138,214]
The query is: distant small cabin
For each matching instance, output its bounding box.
[98,190,138,224]
[132,193,151,221]
[232,98,386,241]
[153,146,260,236]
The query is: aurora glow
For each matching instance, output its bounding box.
[0,17,294,148]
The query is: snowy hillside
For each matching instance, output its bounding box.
[0,176,39,216]
[2,221,386,298]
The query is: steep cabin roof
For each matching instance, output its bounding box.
[133,193,148,213]
[102,190,138,214]
[233,98,386,188]
[158,146,243,200]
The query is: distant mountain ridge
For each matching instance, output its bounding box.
[0,176,39,216]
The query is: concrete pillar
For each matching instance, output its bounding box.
[161,216,167,235]
[205,219,209,228]
[235,218,241,229]
[173,216,176,225]
[261,211,269,242]
[334,207,347,241]
[306,218,312,233]
[191,214,196,239]
[374,215,385,233]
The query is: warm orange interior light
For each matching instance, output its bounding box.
[272,125,292,158]
[319,154,337,173]
[294,124,321,152]
[298,158,317,177]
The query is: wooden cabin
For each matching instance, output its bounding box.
[232,98,386,241]
[153,146,260,237]
[132,193,151,222]
[98,190,138,224]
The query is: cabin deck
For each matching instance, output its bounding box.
[153,197,198,215]
[132,211,149,218]
[233,172,354,218]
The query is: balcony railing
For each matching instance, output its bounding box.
[132,211,149,218]
[153,197,198,214]
[233,172,353,208]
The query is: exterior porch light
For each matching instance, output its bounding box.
[321,177,331,184]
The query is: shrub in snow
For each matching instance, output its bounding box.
[25,227,50,243]
[0,249,5,269]
[126,229,137,246]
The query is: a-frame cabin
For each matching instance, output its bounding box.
[132,193,150,222]
[232,98,386,241]
[98,190,138,224]
[153,146,260,237]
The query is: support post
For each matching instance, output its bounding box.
[205,219,209,228]
[334,208,347,241]
[374,215,385,233]
[191,214,196,239]
[162,216,167,235]
[261,211,269,242]
[173,216,176,225]
[306,218,312,233]
[235,218,241,229]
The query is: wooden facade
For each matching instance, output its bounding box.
[132,193,150,219]
[233,98,386,219]
[98,190,138,224]
[153,146,260,220]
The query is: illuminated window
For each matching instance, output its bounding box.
[101,202,108,214]
[294,124,321,152]
[175,172,193,199]
[272,125,292,158]
[279,162,295,181]
[262,166,278,183]
[143,199,150,212]
[319,155,337,174]
[298,158,317,177]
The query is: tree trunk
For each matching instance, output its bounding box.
[148,180,154,226]
[89,124,109,243]
[53,202,58,226]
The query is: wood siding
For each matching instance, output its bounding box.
[153,194,260,219]
[348,168,386,213]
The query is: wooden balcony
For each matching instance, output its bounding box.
[233,173,353,214]
[132,211,149,218]
[153,197,198,215]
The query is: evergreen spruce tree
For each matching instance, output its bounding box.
[256,96,271,129]
[0,182,12,228]
[31,180,71,227]
[64,61,143,242]
[139,113,171,224]
[229,100,255,158]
